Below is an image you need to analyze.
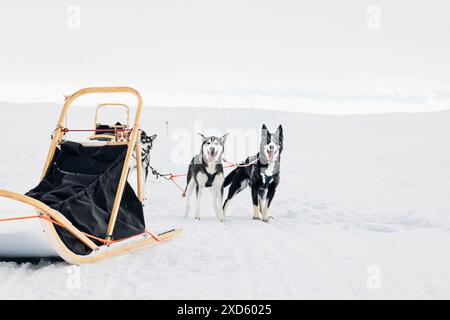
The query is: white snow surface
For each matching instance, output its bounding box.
[0,103,450,299]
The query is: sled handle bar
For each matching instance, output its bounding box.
[62,87,141,130]
[94,103,131,128]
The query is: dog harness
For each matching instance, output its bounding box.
[200,158,222,188]
[203,169,218,188]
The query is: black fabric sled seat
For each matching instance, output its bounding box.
[26,141,145,255]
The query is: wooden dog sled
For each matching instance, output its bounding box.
[0,87,181,265]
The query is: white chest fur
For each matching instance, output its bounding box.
[260,162,276,184]
[265,162,276,176]
[206,164,217,175]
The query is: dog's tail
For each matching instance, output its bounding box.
[224,167,239,188]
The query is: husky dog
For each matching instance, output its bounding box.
[223,124,283,222]
[139,130,157,182]
[183,133,229,221]
[128,130,157,201]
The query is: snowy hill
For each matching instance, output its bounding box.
[1,102,450,299]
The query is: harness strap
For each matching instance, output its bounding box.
[204,171,217,188]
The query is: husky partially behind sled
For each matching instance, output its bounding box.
[183,133,229,221]
[223,124,283,222]
[139,130,157,182]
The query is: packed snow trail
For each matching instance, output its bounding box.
[0,104,449,299]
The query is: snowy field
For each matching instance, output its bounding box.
[0,102,450,299]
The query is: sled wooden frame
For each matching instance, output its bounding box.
[87,102,131,141]
[0,87,181,264]
[94,102,131,128]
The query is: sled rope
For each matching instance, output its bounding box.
[148,158,258,194]
[0,215,43,223]
[147,166,186,192]
[223,158,258,168]
[61,128,133,133]
[0,214,161,245]
[51,126,135,139]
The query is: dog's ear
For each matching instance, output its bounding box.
[150,134,157,141]
[220,133,229,144]
[276,125,283,140]
[197,133,207,141]
[276,125,283,151]
[261,124,268,141]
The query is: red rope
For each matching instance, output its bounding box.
[223,158,257,168]
[165,158,257,193]
[0,214,160,245]
[62,128,133,133]
[0,215,41,222]
[169,175,186,192]
[145,228,161,241]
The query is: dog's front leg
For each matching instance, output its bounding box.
[184,180,194,218]
[194,185,203,220]
[251,186,261,220]
[210,187,225,222]
[261,203,269,222]
[218,186,225,221]
[262,185,276,223]
[259,189,270,222]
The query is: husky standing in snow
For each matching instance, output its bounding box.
[183,133,229,221]
[223,124,283,223]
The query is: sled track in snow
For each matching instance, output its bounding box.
[221,215,355,299]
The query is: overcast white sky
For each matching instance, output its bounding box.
[0,0,449,113]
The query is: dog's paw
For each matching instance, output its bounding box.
[262,218,269,223]
[253,217,261,220]
[194,217,201,220]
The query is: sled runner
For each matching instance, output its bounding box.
[0,87,181,264]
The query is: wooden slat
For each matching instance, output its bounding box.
[105,127,140,239]
[135,143,144,202]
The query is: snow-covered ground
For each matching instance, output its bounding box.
[0,102,449,299]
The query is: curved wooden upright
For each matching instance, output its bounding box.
[0,87,181,265]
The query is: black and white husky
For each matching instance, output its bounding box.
[139,130,157,182]
[183,133,229,221]
[129,130,156,189]
[223,124,283,223]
